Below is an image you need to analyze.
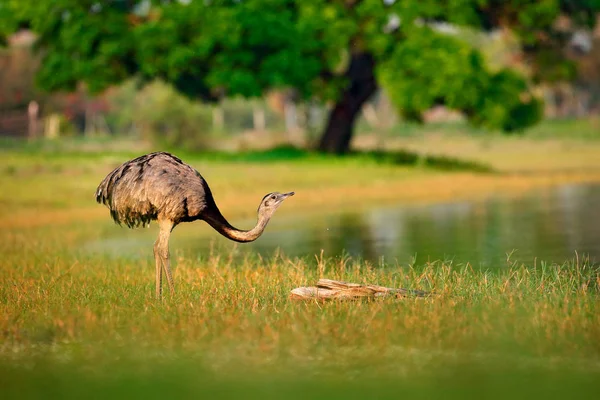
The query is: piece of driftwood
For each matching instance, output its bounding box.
[290,279,431,301]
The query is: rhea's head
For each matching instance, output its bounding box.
[257,191,295,217]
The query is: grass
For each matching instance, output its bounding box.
[3,134,600,230]
[1,133,600,398]
[1,246,599,398]
[357,118,600,172]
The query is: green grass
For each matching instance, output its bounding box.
[1,138,600,398]
[374,117,600,140]
[3,360,599,400]
[1,240,599,398]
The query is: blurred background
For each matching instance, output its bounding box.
[2,2,600,398]
[1,0,600,268]
[1,1,599,147]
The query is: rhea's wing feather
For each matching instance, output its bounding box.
[95,152,211,228]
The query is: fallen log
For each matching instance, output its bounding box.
[290,278,431,301]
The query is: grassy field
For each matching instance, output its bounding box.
[1,135,600,398]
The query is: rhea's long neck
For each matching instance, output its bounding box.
[202,208,272,243]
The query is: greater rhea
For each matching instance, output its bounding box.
[96,152,294,298]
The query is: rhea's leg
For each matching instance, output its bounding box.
[158,219,176,296]
[153,238,163,299]
[162,250,175,295]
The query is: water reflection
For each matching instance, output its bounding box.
[235,183,600,267]
[88,184,600,267]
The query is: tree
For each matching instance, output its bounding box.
[3,0,599,153]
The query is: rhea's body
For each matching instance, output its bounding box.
[96,152,294,298]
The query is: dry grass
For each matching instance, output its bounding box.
[1,139,600,398]
[1,238,599,397]
[2,143,600,229]
[2,225,599,362]
[356,132,600,172]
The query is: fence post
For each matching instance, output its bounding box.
[28,100,39,138]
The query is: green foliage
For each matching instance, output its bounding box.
[4,0,599,138]
[378,28,489,121]
[130,80,213,149]
[5,1,136,92]
[132,0,328,101]
[0,0,18,42]
[378,27,542,131]
[474,70,543,132]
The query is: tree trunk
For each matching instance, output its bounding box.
[318,52,378,154]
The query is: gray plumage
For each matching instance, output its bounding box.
[96,152,294,298]
[96,152,213,228]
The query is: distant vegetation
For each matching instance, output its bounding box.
[2,1,599,153]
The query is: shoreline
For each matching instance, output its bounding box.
[3,168,600,230]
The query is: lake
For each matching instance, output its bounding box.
[89,183,600,268]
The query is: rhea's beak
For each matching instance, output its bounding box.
[273,191,294,209]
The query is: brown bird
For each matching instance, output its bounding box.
[95,152,294,298]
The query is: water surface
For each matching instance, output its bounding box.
[88,183,600,267]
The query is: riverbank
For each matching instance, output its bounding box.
[2,138,600,229]
[1,138,600,398]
